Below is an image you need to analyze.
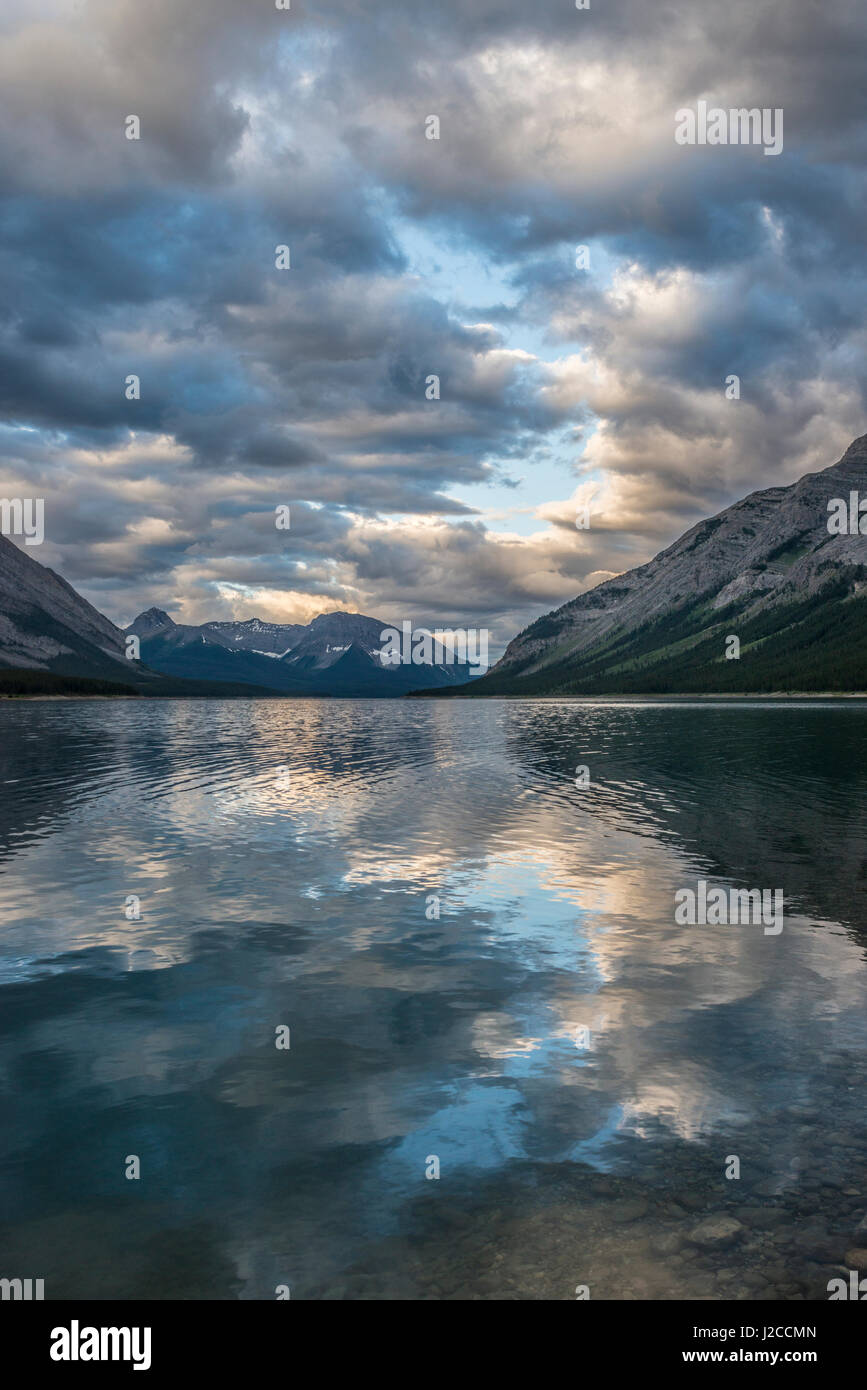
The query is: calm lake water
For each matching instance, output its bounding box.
[1,697,867,1300]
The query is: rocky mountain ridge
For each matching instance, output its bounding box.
[123,606,476,694]
[0,539,478,696]
[455,434,867,695]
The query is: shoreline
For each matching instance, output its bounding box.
[0,693,141,700]
[456,691,867,702]
[3,690,867,703]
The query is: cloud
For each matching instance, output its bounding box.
[0,0,865,654]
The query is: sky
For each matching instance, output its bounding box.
[1,0,866,655]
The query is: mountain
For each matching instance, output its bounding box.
[124,608,312,693]
[201,616,306,656]
[124,608,479,695]
[0,530,135,680]
[0,532,479,697]
[0,542,284,696]
[281,611,385,672]
[451,434,867,696]
[125,607,176,641]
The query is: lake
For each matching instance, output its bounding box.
[1,697,866,1299]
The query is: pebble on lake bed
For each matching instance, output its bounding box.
[688,1216,744,1248]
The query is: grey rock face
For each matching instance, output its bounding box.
[0,532,129,676]
[484,434,867,687]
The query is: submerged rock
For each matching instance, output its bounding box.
[649,1230,684,1256]
[610,1198,649,1224]
[688,1216,744,1248]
